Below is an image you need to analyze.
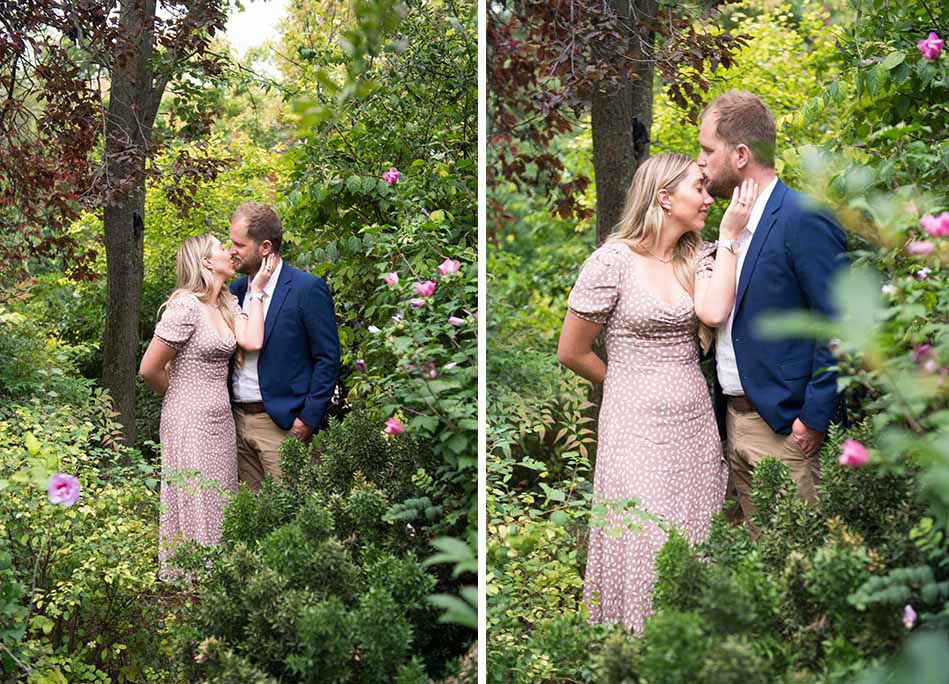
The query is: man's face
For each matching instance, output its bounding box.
[229,219,265,275]
[697,111,742,199]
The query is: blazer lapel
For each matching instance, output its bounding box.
[734,180,787,315]
[263,264,292,347]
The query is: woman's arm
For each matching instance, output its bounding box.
[557,311,607,385]
[139,337,178,395]
[694,179,759,327]
[234,255,275,351]
[693,244,739,327]
[234,293,265,351]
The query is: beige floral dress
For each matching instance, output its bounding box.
[568,242,726,633]
[153,293,239,578]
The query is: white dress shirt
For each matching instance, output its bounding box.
[232,257,283,402]
[715,177,778,396]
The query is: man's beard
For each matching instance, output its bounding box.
[706,165,743,199]
[236,256,261,275]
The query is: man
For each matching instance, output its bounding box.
[228,202,340,491]
[696,91,847,527]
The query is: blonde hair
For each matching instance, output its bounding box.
[606,153,714,352]
[159,233,243,366]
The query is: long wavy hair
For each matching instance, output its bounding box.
[159,233,243,366]
[605,153,713,351]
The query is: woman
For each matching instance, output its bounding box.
[557,153,758,632]
[139,233,274,578]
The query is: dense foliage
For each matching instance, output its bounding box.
[487,0,949,680]
[2,0,476,681]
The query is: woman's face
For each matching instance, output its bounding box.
[665,164,713,234]
[207,237,236,279]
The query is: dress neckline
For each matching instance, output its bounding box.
[616,245,692,309]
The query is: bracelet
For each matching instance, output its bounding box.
[247,292,264,302]
[717,239,740,256]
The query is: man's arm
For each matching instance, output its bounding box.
[297,277,341,433]
[789,205,848,434]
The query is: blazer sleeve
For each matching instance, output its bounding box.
[298,277,341,429]
[788,206,848,432]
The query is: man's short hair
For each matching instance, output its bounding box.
[702,91,776,168]
[231,202,283,253]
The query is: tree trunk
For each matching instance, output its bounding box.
[101,0,160,445]
[588,0,658,443]
[591,0,657,245]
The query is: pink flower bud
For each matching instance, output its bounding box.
[383,272,400,286]
[355,359,367,371]
[415,280,437,297]
[924,358,939,374]
[907,240,935,255]
[903,604,917,629]
[383,417,404,435]
[443,361,458,370]
[838,439,868,468]
[47,473,80,506]
[917,32,944,61]
[917,267,932,280]
[382,167,401,185]
[437,258,461,276]
[423,362,437,379]
[912,344,933,363]
[448,316,464,326]
[409,297,426,308]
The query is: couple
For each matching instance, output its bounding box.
[557,91,848,632]
[139,202,341,577]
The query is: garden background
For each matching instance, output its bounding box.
[487,1,949,682]
[0,0,477,682]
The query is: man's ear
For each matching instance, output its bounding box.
[734,143,751,170]
[260,240,273,256]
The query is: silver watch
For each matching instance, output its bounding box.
[718,239,740,255]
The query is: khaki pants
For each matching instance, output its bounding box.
[725,403,820,535]
[233,409,291,492]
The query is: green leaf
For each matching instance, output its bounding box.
[427,593,476,629]
[24,432,41,456]
[880,51,905,70]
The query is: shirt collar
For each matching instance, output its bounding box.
[745,176,779,235]
[262,257,282,297]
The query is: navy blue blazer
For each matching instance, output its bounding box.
[714,179,848,436]
[230,263,341,431]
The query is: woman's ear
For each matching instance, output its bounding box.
[656,189,672,213]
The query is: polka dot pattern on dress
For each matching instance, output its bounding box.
[568,242,727,633]
[153,292,241,579]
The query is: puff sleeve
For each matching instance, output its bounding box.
[227,292,244,318]
[154,294,199,350]
[567,247,622,325]
[694,241,718,280]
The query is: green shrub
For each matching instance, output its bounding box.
[220,477,300,548]
[697,635,771,684]
[637,611,710,684]
[751,457,826,571]
[697,555,783,636]
[652,528,709,613]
